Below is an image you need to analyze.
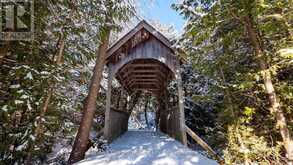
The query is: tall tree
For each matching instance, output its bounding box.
[68,25,111,163]
[173,0,292,164]
[68,1,135,163]
[224,1,293,163]
[0,0,112,163]
[242,14,292,164]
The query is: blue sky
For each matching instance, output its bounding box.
[138,0,185,32]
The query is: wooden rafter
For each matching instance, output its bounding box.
[125,79,160,87]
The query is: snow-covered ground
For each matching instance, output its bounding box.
[76,130,218,165]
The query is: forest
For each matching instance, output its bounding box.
[0,0,292,165]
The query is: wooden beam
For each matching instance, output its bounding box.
[118,76,163,93]
[119,64,165,74]
[123,73,166,87]
[117,59,170,77]
[185,125,224,165]
[128,82,161,91]
[122,73,167,85]
[136,88,161,95]
[120,67,157,76]
[129,82,160,89]
[117,72,169,94]
[125,79,161,88]
[127,78,160,82]
[124,74,162,78]
[121,69,167,80]
[123,74,164,84]
[131,84,159,90]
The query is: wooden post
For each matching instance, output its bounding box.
[176,65,187,145]
[104,65,113,141]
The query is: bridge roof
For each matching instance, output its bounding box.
[106,20,186,95]
[106,20,174,62]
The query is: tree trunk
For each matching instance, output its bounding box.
[244,16,293,164]
[23,32,66,165]
[127,91,141,113]
[34,32,65,138]
[144,96,149,127]
[34,1,74,128]
[155,107,160,131]
[68,30,110,164]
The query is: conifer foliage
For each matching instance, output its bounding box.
[0,0,292,164]
[0,0,135,164]
[173,0,292,164]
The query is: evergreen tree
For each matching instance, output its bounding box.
[0,0,122,163]
[68,1,135,163]
[173,0,292,164]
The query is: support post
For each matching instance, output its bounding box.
[104,65,113,141]
[176,65,187,145]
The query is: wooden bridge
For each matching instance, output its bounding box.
[104,20,187,144]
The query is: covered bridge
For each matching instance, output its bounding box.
[104,20,187,145]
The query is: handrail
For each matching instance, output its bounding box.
[185,125,224,165]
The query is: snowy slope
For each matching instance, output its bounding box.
[76,130,218,165]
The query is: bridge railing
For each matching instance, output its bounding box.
[185,125,225,165]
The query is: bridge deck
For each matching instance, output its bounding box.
[77,131,217,165]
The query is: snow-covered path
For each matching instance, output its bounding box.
[76,130,218,165]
